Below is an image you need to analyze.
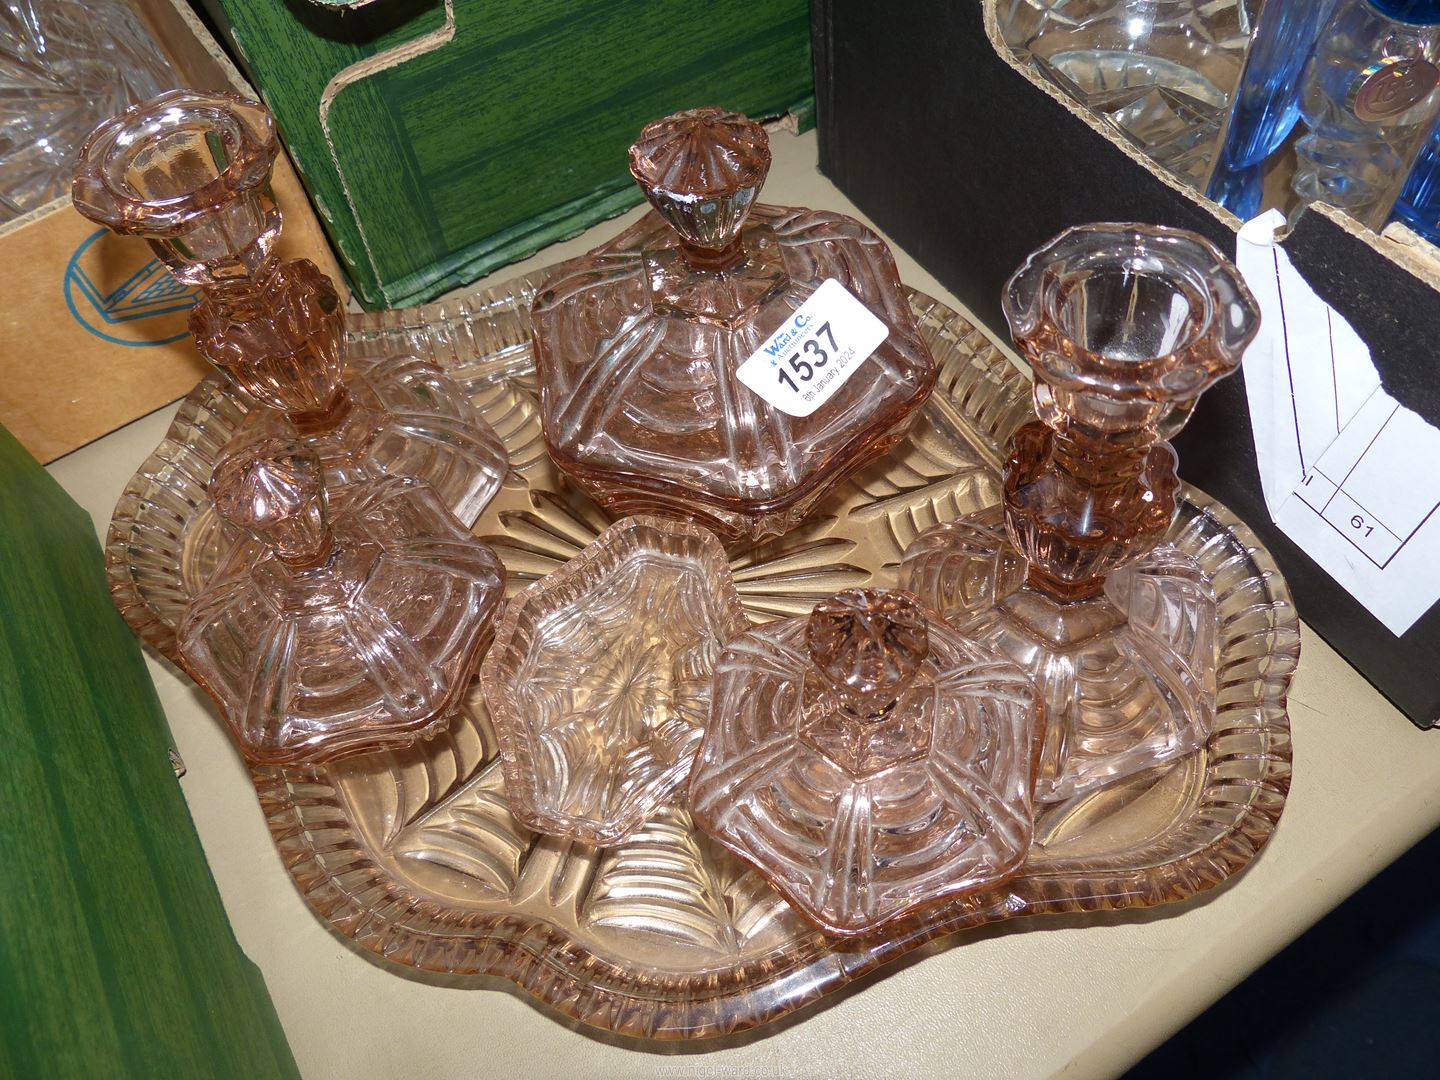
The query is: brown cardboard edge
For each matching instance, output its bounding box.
[981,0,1440,291]
[1345,206,1440,293]
[2,0,348,465]
[0,194,69,242]
[980,0,1245,234]
[133,0,241,87]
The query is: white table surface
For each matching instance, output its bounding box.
[47,128,1440,1080]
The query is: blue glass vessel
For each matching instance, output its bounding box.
[1206,0,1340,219]
[1390,109,1440,240]
[1291,0,1440,229]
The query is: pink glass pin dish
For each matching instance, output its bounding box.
[177,436,505,766]
[688,587,1042,936]
[72,89,506,526]
[531,107,937,541]
[480,515,749,845]
[901,223,1259,802]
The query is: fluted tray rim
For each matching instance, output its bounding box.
[103,276,1298,1041]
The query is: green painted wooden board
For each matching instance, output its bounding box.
[0,425,299,1080]
[203,0,814,309]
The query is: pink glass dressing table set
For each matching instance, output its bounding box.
[76,92,1296,1038]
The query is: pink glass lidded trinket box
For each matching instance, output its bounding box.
[531,107,937,541]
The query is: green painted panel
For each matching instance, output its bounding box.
[202,0,813,308]
[0,425,298,1080]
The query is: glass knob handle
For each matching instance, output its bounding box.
[628,107,771,258]
[805,588,930,715]
[209,436,335,570]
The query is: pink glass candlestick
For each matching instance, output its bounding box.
[72,89,505,526]
[178,436,505,766]
[902,224,1259,802]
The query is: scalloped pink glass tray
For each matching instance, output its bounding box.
[107,275,1298,1041]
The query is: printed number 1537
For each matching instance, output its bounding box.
[776,321,837,392]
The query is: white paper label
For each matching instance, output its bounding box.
[735,278,889,417]
[1273,388,1440,636]
[1237,209,1440,636]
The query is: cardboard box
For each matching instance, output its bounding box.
[197,0,814,309]
[0,0,343,464]
[813,0,1440,727]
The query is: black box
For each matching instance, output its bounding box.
[812,0,1440,726]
